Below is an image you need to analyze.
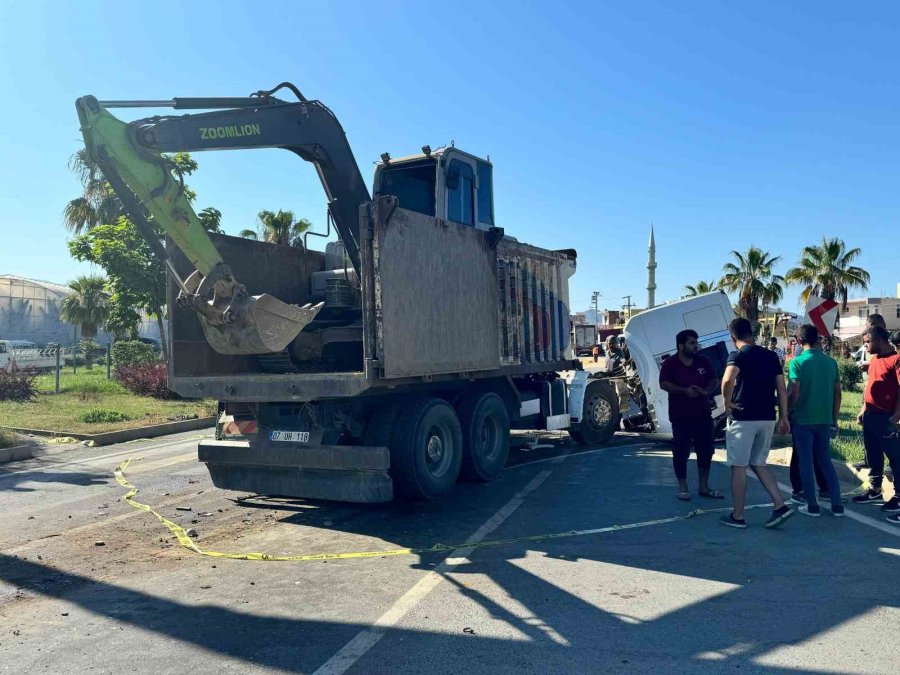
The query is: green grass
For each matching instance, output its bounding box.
[0,430,19,449]
[33,367,125,395]
[0,367,216,435]
[832,389,865,463]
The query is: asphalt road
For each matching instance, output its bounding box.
[1,428,898,674]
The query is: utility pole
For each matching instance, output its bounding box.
[591,291,601,330]
[622,295,633,323]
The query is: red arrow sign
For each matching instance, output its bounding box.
[808,299,838,337]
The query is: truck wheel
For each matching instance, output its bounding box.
[568,380,620,446]
[458,392,510,482]
[390,398,462,500]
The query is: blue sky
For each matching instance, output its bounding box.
[1,1,898,316]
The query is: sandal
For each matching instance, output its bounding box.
[677,492,692,501]
[699,489,725,499]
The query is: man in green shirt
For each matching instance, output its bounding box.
[787,324,844,516]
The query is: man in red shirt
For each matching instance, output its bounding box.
[659,329,722,501]
[851,326,900,520]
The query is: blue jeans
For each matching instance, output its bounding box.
[793,424,842,510]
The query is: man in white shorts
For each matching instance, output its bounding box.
[720,317,795,529]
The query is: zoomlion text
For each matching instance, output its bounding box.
[200,124,261,140]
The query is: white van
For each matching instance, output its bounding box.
[0,340,58,372]
[616,291,734,438]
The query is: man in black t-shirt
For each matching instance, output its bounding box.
[719,317,795,529]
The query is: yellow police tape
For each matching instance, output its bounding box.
[113,458,853,563]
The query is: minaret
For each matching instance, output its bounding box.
[647,226,657,309]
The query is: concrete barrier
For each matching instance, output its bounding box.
[0,444,35,464]
[0,416,215,448]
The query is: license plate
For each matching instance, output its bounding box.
[269,430,310,443]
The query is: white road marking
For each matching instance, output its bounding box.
[744,468,900,540]
[312,469,555,675]
[507,443,655,470]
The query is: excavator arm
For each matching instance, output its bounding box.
[75,84,371,355]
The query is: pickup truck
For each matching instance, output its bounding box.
[0,340,58,372]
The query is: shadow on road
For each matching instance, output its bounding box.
[0,468,107,493]
[1,441,897,672]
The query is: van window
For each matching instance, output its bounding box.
[0,344,6,354]
[699,341,729,380]
[446,159,474,226]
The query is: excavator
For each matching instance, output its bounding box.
[76,82,368,357]
[75,83,616,503]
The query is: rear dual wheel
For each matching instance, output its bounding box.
[380,398,463,501]
[458,392,510,482]
[364,392,511,501]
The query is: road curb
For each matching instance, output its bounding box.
[765,444,860,486]
[0,444,35,464]
[0,416,216,447]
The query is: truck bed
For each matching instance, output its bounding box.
[167,199,577,402]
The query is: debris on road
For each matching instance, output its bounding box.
[175,506,192,512]
[186,528,199,538]
[94,541,105,546]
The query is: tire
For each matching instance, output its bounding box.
[568,380,620,446]
[390,398,463,500]
[458,392,510,482]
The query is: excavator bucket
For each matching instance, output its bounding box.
[198,293,324,356]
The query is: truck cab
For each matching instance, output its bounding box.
[616,292,735,437]
[373,146,495,231]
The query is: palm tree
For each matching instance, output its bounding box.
[59,275,109,339]
[239,210,312,247]
[784,237,870,310]
[720,247,784,329]
[684,280,720,297]
[63,150,123,234]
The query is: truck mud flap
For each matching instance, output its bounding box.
[198,440,393,503]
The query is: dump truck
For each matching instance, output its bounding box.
[75,82,621,503]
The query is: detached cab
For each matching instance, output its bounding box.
[602,292,735,438]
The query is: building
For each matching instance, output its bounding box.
[0,274,160,346]
[603,309,623,326]
[0,275,77,345]
[571,312,587,326]
[835,287,900,344]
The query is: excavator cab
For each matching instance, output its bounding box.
[374,146,494,231]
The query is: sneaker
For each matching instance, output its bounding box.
[852,460,870,471]
[719,513,747,529]
[790,492,807,505]
[881,496,900,513]
[764,505,795,528]
[832,505,845,517]
[886,513,900,525]
[798,505,821,517]
[852,489,884,505]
